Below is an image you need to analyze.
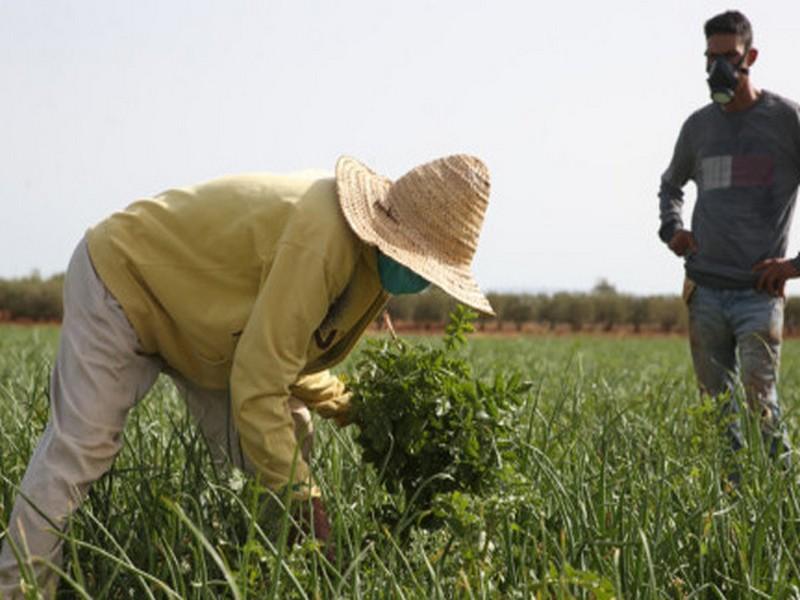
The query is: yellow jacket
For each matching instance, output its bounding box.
[87,172,388,495]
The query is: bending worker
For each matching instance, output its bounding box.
[0,154,495,596]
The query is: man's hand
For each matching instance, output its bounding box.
[333,407,353,428]
[292,497,335,562]
[753,258,800,297]
[668,229,698,257]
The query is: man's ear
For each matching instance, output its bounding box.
[745,47,758,68]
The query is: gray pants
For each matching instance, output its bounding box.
[0,238,313,598]
[688,284,790,458]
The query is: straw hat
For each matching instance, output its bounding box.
[335,154,494,315]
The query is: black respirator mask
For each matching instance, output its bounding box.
[706,55,748,105]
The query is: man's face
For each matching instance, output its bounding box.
[704,33,749,72]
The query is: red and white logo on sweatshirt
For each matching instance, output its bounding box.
[700,154,775,191]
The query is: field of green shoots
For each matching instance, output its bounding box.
[2,325,800,598]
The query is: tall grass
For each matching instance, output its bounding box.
[2,326,800,598]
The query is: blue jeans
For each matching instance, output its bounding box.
[688,285,791,459]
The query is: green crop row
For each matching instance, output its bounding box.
[2,326,800,598]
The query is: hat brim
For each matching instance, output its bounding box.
[336,156,495,316]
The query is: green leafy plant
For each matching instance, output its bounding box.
[349,306,531,527]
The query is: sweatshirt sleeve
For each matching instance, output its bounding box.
[658,119,695,243]
[229,241,350,498]
[791,104,800,269]
[792,102,800,173]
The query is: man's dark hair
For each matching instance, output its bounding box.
[704,11,753,50]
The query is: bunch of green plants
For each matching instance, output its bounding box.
[348,306,531,526]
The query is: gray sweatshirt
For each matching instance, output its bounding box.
[659,90,800,289]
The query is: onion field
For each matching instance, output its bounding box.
[2,325,800,598]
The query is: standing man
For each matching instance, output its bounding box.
[0,154,495,598]
[659,10,800,464]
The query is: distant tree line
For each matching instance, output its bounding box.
[6,274,800,335]
[0,272,63,321]
[383,281,694,334]
[384,279,800,335]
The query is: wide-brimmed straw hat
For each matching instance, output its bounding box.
[335,154,494,315]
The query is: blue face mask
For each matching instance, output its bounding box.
[377,251,430,295]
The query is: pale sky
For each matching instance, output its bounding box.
[2,1,800,295]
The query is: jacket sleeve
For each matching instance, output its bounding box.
[229,241,351,498]
[291,371,352,423]
[658,119,695,243]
